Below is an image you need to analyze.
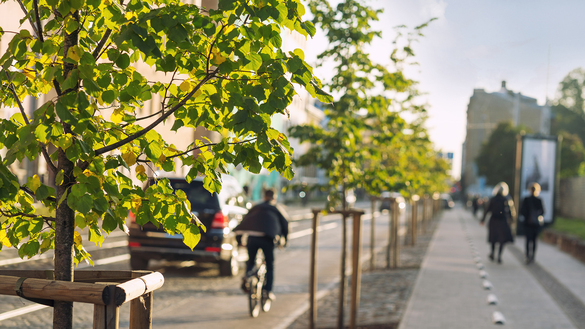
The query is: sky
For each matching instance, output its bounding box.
[304,0,585,179]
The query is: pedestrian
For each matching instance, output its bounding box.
[480,182,516,264]
[234,189,289,301]
[520,182,544,264]
[472,195,480,217]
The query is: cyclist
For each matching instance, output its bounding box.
[234,189,289,301]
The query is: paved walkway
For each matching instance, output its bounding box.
[399,206,585,329]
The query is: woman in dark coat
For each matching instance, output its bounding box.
[520,182,544,264]
[481,182,516,264]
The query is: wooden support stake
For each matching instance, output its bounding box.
[370,197,376,270]
[349,213,363,329]
[391,199,400,268]
[410,198,418,246]
[93,285,119,329]
[386,198,392,269]
[309,210,320,329]
[129,292,153,329]
[338,214,348,329]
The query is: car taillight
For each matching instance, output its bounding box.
[128,211,136,223]
[211,211,228,229]
[205,247,221,252]
[128,242,141,248]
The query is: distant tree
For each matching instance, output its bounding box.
[476,121,527,193]
[551,104,585,145]
[559,132,585,178]
[556,68,585,120]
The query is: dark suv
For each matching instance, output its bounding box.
[128,175,248,276]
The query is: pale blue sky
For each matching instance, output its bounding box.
[305,0,585,179]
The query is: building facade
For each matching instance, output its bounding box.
[462,81,551,195]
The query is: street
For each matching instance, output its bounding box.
[0,202,401,329]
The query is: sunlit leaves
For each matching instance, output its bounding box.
[0,0,326,264]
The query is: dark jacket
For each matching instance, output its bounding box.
[234,201,289,241]
[481,194,515,243]
[520,195,544,227]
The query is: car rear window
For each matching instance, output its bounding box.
[170,180,220,210]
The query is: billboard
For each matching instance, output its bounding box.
[518,136,558,223]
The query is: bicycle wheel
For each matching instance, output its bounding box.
[248,276,261,317]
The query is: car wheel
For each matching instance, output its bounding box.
[130,255,149,270]
[219,249,239,277]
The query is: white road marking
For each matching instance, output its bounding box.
[0,304,48,322]
[288,222,338,240]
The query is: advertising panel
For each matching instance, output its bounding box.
[519,136,557,223]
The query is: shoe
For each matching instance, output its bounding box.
[241,278,249,293]
[497,258,502,264]
[488,254,494,262]
[262,290,276,301]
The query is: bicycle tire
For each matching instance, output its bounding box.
[248,276,261,317]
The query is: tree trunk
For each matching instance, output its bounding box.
[53,10,79,329]
[53,148,75,328]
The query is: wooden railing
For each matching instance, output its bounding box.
[0,270,164,329]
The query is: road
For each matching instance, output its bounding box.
[0,202,405,329]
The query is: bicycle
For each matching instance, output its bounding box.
[243,250,271,317]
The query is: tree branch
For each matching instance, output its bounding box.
[4,72,58,174]
[165,138,257,160]
[161,68,179,112]
[94,68,219,156]
[20,186,57,203]
[92,30,112,59]
[0,209,55,222]
[32,0,45,43]
[206,23,227,73]
[16,0,40,38]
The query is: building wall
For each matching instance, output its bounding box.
[462,83,550,194]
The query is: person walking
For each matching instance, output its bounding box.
[234,189,289,300]
[472,195,480,217]
[520,182,545,264]
[481,182,516,264]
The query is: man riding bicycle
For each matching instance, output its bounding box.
[234,189,289,301]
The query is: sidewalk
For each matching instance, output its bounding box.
[399,206,585,329]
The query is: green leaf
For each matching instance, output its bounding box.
[116,54,130,69]
[76,194,94,214]
[55,170,65,186]
[35,184,50,200]
[88,225,105,246]
[56,101,78,125]
[182,224,200,250]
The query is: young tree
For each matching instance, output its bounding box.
[0,0,329,327]
[290,0,410,209]
[476,121,527,192]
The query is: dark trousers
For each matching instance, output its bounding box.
[525,226,540,259]
[246,236,275,292]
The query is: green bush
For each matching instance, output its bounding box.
[551,217,585,241]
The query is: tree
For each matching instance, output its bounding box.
[0,0,330,327]
[552,68,585,145]
[476,121,527,193]
[558,131,585,178]
[556,68,585,120]
[289,0,435,209]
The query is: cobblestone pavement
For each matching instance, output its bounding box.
[287,216,439,329]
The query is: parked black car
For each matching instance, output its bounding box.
[128,175,248,276]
